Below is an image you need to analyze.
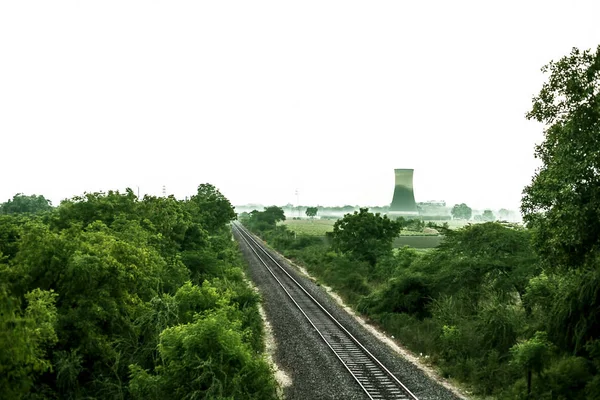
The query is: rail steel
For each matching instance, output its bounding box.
[233,221,419,400]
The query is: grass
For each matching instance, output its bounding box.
[280,219,336,236]
[281,219,445,236]
[280,219,444,249]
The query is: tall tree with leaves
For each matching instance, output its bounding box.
[330,208,402,267]
[0,194,52,215]
[188,184,236,233]
[522,46,600,352]
[305,206,318,218]
[451,203,472,220]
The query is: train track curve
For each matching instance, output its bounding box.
[233,221,419,400]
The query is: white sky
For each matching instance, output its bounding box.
[1,1,599,211]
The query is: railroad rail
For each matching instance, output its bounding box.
[233,221,419,400]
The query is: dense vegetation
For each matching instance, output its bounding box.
[0,186,278,400]
[243,47,600,399]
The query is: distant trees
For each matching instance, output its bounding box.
[305,207,318,218]
[330,208,402,266]
[498,208,510,220]
[0,194,52,214]
[243,206,286,232]
[451,203,472,220]
[481,209,495,221]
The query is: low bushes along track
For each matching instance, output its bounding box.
[233,222,418,400]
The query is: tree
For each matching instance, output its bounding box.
[481,209,495,222]
[329,208,402,266]
[0,287,58,398]
[433,222,538,305]
[522,46,600,269]
[129,308,278,400]
[510,332,553,398]
[498,208,510,220]
[0,194,52,215]
[521,46,600,354]
[188,184,236,233]
[248,206,286,231]
[305,207,318,218]
[451,203,472,220]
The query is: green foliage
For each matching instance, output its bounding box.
[522,46,600,270]
[498,208,510,220]
[0,184,275,399]
[0,287,58,399]
[129,308,277,400]
[254,217,546,397]
[305,206,318,218]
[245,206,286,232]
[481,209,495,221]
[358,271,432,319]
[450,203,472,220]
[188,184,236,234]
[0,214,26,260]
[521,46,600,368]
[510,332,553,396]
[0,193,53,215]
[330,208,402,266]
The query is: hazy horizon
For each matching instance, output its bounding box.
[2,1,599,211]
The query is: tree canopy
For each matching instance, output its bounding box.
[188,183,237,234]
[0,194,52,215]
[521,45,600,356]
[329,208,402,266]
[0,185,277,399]
[305,207,318,218]
[451,203,472,220]
[522,46,600,270]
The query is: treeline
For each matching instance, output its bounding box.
[241,46,600,399]
[0,186,278,399]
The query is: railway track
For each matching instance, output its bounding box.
[233,221,419,400]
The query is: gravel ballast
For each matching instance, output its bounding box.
[234,228,466,400]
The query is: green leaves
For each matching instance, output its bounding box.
[245,206,286,232]
[450,203,472,220]
[129,308,277,400]
[0,184,275,398]
[187,184,237,234]
[0,193,53,215]
[0,288,57,398]
[523,45,600,271]
[330,208,402,266]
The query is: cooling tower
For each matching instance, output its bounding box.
[389,169,418,215]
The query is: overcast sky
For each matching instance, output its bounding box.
[1,1,599,211]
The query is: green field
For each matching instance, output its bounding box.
[280,219,335,236]
[280,218,445,248]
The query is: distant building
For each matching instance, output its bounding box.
[389,169,419,216]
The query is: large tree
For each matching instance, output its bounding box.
[0,194,52,215]
[522,46,600,269]
[451,203,472,220]
[305,207,318,218]
[188,184,236,233]
[330,208,402,266]
[521,46,600,353]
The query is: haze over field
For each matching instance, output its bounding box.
[1,1,599,210]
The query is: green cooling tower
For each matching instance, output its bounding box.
[389,169,418,214]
